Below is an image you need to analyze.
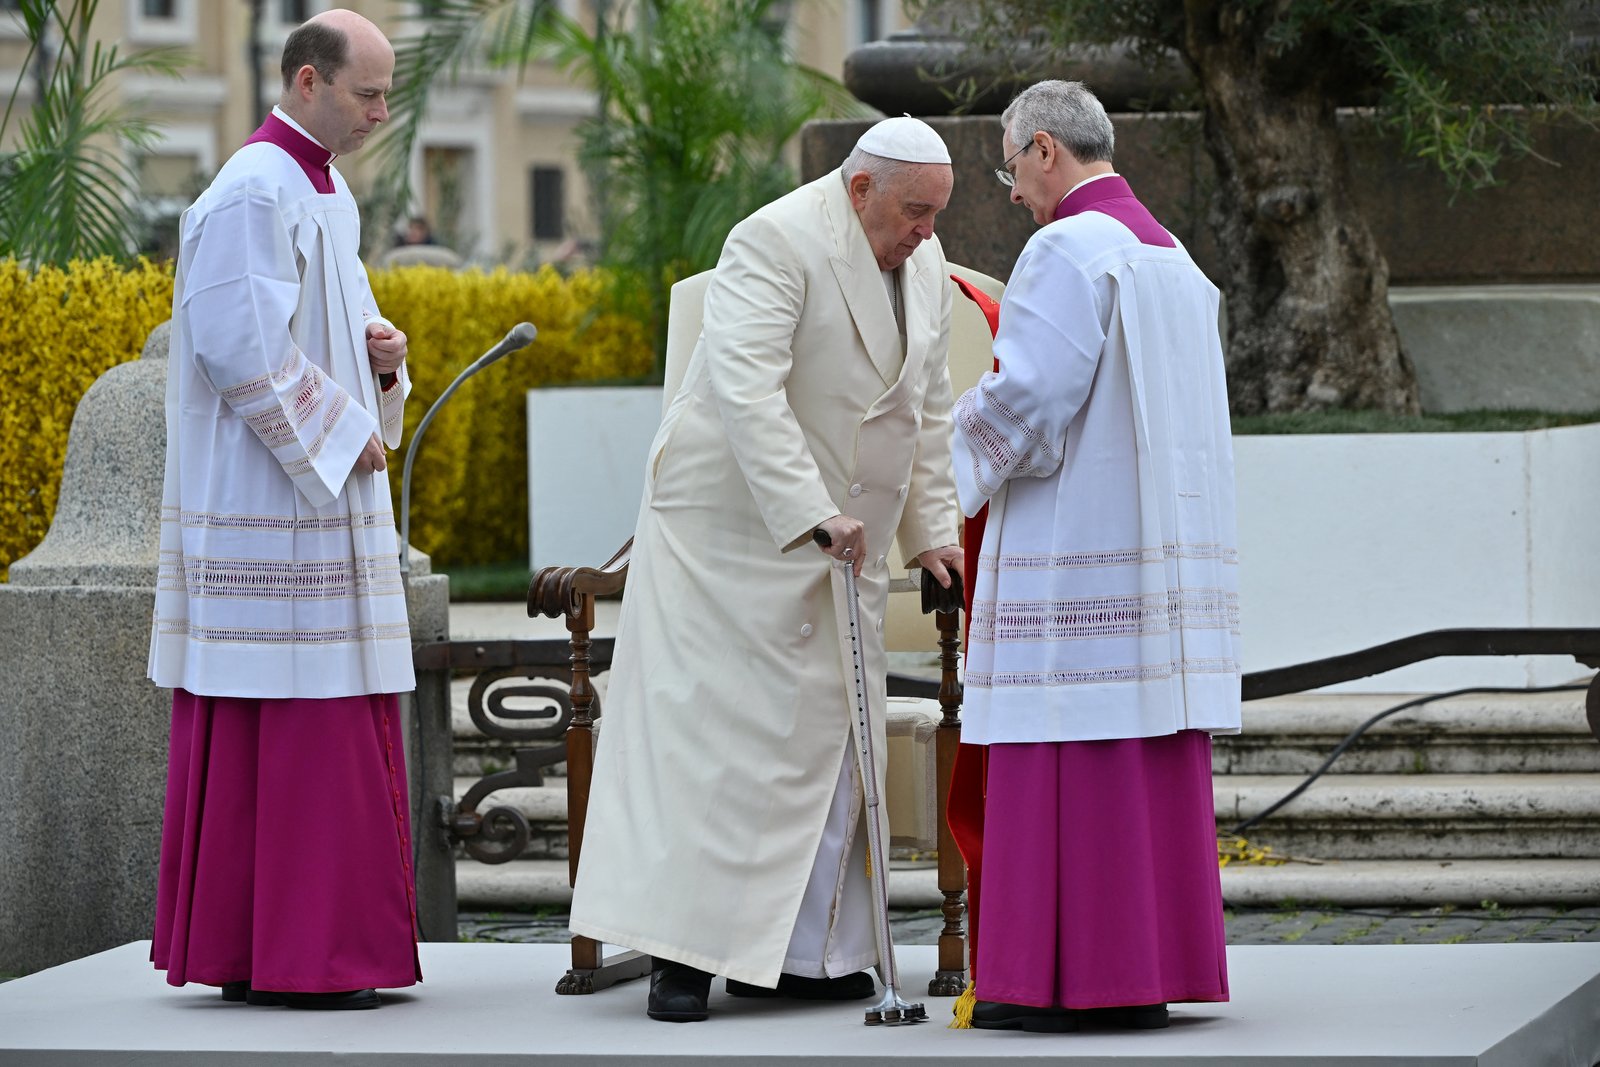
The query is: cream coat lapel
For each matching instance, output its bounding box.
[823,174,900,389]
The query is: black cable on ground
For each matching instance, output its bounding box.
[1227,683,1588,838]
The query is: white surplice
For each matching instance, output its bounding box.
[148,127,414,700]
[951,211,1242,745]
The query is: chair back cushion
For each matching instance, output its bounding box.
[662,269,716,416]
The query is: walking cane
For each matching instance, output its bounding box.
[813,529,928,1026]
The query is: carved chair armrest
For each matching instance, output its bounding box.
[528,538,633,620]
[921,567,963,615]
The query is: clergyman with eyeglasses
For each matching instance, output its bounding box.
[948,79,1242,1033]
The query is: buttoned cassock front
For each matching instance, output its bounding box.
[568,170,960,986]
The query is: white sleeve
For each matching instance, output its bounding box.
[949,237,1104,517]
[181,185,375,507]
[702,212,839,550]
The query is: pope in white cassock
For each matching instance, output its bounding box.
[147,10,419,1011]
[948,81,1241,1033]
[568,117,964,1023]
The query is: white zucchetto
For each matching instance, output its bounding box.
[853,115,951,165]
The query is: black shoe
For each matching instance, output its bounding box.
[219,981,248,1002]
[647,957,711,1022]
[971,999,1079,1033]
[1096,1002,1169,1029]
[726,971,877,1001]
[246,988,381,1010]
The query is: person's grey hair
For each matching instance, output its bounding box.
[281,20,349,89]
[838,147,920,192]
[1001,80,1114,164]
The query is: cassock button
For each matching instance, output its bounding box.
[898,485,908,499]
[848,483,863,497]
[875,555,886,568]
[876,617,884,633]
[800,623,813,638]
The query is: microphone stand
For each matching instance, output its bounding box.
[397,321,535,943]
[399,322,537,575]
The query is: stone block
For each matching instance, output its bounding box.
[0,586,169,975]
[0,324,172,975]
[1389,285,1600,413]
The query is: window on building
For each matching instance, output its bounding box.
[139,152,200,197]
[530,166,564,241]
[858,0,884,43]
[280,0,310,23]
[142,0,176,17]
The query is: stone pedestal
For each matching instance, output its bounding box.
[401,554,455,942]
[0,326,173,976]
[0,324,455,975]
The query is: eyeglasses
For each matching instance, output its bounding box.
[995,141,1032,187]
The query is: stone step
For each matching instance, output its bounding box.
[455,771,1600,863]
[457,858,947,910]
[456,857,1600,910]
[447,687,1600,777]
[1220,858,1600,908]
[1219,773,1600,860]
[1217,691,1598,775]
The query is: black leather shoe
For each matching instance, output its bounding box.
[726,971,877,1001]
[1096,1002,1169,1029]
[971,999,1079,1033]
[219,981,248,1002]
[246,988,381,1010]
[647,957,711,1022]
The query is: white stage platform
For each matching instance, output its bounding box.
[1,942,1597,1066]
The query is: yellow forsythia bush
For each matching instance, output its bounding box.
[371,264,652,565]
[0,258,651,578]
[0,257,175,580]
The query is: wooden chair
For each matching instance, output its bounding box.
[529,263,1005,997]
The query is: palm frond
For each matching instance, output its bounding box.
[0,0,188,264]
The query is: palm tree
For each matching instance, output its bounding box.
[374,0,867,367]
[0,0,185,266]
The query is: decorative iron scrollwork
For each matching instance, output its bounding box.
[450,664,587,863]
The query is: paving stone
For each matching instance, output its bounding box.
[453,904,1600,951]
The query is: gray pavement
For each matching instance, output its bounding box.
[459,904,1600,947]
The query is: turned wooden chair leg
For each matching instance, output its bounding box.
[555,591,650,995]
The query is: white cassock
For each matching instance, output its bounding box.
[951,210,1242,744]
[568,170,960,986]
[148,119,413,700]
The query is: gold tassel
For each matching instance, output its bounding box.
[948,979,976,1029]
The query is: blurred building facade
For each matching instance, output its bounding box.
[0,0,910,264]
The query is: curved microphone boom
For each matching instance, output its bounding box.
[400,322,537,575]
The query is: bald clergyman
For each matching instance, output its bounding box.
[148,10,417,1011]
[568,117,965,1023]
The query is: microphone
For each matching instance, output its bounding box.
[400,323,537,575]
